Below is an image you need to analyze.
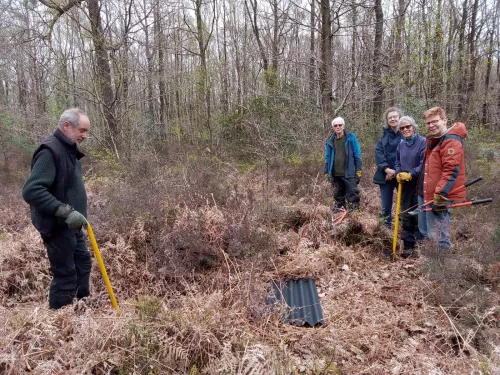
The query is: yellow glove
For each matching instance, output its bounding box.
[396,172,412,183]
[432,193,448,214]
[355,170,361,184]
[433,193,447,205]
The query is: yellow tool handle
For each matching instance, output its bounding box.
[87,223,119,314]
[392,183,403,261]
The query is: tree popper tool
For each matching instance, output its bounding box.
[399,176,483,216]
[419,198,493,212]
[331,206,348,225]
[87,223,119,313]
[391,182,403,261]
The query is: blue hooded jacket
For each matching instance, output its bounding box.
[324,130,362,179]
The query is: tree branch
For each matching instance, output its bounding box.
[38,0,84,40]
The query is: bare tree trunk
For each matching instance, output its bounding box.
[154,0,167,134]
[271,0,279,74]
[87,0,118,149]
[233,14,243,112]
[393,0,405,66]
[221,0,229,115]
[430,0,443,100]
[174,27,182,125]
[465,0,479,119]
[245,0,270,84]
[30,54,46,114]
[497,47,500,126]
[16,62,27,113]
[144,0,154,119]
[372,0,384,122]
[0,78,7,105]
[445,10,456,106]
[457,0,468,118]
[419,0,430,101]
[56,57,70,109]
[482,0,498,125]
[350,4,358,107]
[319,0,333,133]
[482,29,494,125]
[194,0,213,143]
[309,0,315,98]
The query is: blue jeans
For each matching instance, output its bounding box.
[426,202,452,248]
[379,180,398,226]
[417,195,427,239]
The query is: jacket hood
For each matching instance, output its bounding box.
[447,122,467,140]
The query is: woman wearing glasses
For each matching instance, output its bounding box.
[394,116,427,258]
[373,107,404,227]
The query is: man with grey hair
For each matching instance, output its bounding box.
[324,116,362,210]
[23,108,92,309]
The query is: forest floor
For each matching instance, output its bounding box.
[0,150,499,375]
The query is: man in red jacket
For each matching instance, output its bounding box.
[421,107,467,255]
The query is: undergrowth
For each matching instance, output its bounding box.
[0,140,498,374]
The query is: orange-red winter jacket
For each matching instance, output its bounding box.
[422,122,467,202]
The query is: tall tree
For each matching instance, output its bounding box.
[372,0,384,121]
[154,0,168,132]
[465,0,479,119]
[457,0,468,117]
[192,0,215,142]
[309,0,315,98]
[429,0,443,100]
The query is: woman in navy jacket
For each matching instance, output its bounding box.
[395,116,426,258]
[373,107,404,226]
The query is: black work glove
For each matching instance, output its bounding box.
[431,193,448,216]
[55,204,88,229]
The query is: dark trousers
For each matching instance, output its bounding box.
[400,180,419,250]
[379,179,398,226]
[332,176,360,209]
[44,228,91,309]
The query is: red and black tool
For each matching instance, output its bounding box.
[399,176,484,216]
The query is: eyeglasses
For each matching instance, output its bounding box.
[388,115,399,120]
[400,125,413,131]
[332,124,343,128]
[425,119,441,126]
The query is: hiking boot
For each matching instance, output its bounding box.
[347,202,360,212]
[331,206,345,213]
[437,246,452,264]
[384,250,395,261]
[74,296,93,313]
[401,249,419,259]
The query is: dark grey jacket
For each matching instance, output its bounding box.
[22,129,87,237]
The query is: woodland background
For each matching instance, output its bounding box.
[0,0,499,154]
[0,0,500,374]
